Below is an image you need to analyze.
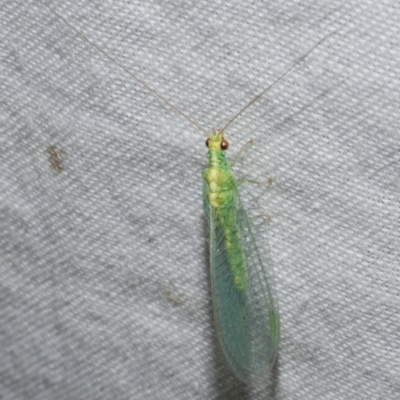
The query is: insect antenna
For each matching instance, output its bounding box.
[221,30,337,133]
[38,0,336,138]
[37,0,209,135]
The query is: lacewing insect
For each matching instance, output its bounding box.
[37,0,333,385]
[203,130,280,384]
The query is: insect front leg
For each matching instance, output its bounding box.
[236,177,274,187]
[229,139,253,167]
[230,140,275,187]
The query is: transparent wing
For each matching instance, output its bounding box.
[203,179,280,386]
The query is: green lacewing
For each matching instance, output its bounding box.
[203,130,279,384]
[37,0,333,385]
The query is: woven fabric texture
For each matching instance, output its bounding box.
[1,1,399,399]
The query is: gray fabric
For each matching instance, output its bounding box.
[1,0,399,399]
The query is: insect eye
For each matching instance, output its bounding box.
[220,140,229,150]
[205,138,210,148]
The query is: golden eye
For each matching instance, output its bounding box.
[220,140,229,150]
[205,138,210,148]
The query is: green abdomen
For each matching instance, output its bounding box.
[217,203,247,292]
[204,158,248,292]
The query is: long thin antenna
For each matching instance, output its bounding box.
[37,0,209,135]
[221,31,337,132]
[38,0,336,137]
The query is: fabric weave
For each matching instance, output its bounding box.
[1,1,399,399]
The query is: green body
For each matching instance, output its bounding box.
[203,139,247,292]
[203,131,280,385]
